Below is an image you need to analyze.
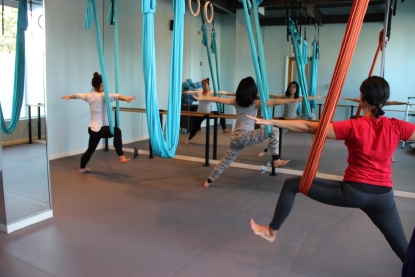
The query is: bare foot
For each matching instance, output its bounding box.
[273,159,290,168]
[78,168,92,173]
[250,219,277,242]
[258,151,266,157]
[203,180,211,188]
[223,129,231,133]
[391,157,396,163]
[119,156,130,163]
[184,140,189,144]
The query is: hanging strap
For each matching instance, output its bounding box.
[299,0,370,195]
[142,0,184,158]
[0,0,28,134]
[354,29,384,118]
[200,22,222,112]
[308,40,320,109]
[239,0,271,135]
[107,0,120,127]
[288,17,311,119]
[210,26,220,90]
[85,0,114,135]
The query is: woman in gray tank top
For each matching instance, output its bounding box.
[258,81,326,157]
[193,77,302,188]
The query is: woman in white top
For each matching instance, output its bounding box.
[62,72,136,173]
[183,78,235,144]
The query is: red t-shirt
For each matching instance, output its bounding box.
[333,116,415,187]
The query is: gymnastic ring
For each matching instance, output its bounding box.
[204,1,214,23]
[188,0,200,16]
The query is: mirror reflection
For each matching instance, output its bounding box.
[0,0,50,227]
[69,0,413,193]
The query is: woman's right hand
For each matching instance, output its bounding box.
[246,115,273,126]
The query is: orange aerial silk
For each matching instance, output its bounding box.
[299,0,370,195]
[354,29,385,118]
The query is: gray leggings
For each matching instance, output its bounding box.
[208,127,279,182]
[270,176,408,262]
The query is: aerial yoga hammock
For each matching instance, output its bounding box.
[142,0,184,158]
[299,0,370,195]
[238,0,272,135]
[353,29,384,118]
[189,0,222,113]
[308,26,320,111]
[85,0,121,135]
[287,17,312,119]
[0,0,27,134]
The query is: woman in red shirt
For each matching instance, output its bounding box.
[248,76,415,262]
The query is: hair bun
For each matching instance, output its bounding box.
[93,72,100,77]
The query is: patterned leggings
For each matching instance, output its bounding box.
[208,126,280,182]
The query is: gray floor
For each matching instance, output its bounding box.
[1,142,415,276]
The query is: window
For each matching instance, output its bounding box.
[0,3,45,120]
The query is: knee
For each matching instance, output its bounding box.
[282,176,301,193]
[114,127,122,136]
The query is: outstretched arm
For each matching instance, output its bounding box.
[193,95,235,105]
[264,96,303,107]
[268,94,286,99]
[118,95,136,103]
[218,91,236,96]
[62,94,77,100]
[385,100,411,106]
[246,115,336,139]
[307,95,326,100]
[342,97,360,103]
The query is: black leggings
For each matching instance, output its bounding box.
[270,176,408,262]
[188,115,228,141]
[80,126,124,168]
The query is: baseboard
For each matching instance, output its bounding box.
[2,136,46,146]
[0,210,53,234]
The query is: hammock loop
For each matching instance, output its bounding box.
[188,0,200,16]
[203,1,214,23]
[85,0,93,30]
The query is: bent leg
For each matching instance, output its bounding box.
[208,132,245,182]
[188,117,205,141]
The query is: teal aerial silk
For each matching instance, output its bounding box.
[288,17,311,119]
[85,0,115,134]
[0,0,28,134]
[239,0,271,134]
[107,0,120,127]
[142,0,184,158]
[210,28,221,91]
[201,23,222,113]
[308,40,320,109]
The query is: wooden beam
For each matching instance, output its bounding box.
[324,12,384,24]
[259,12,384,26]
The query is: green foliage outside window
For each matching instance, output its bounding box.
[0,6,18,54]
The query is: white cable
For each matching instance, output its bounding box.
[203,1,214,23]
[188,0,200,16]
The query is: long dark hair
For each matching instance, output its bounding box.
[360,76,390,118]
[235,77,258,107]
[91,72,102,91]
[284,81,299,98]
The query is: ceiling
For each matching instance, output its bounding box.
[210,0,400,26]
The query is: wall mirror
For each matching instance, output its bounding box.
[0,0,51,233]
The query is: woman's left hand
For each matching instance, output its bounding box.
[246,115,273,126]
[127,96,136,103]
